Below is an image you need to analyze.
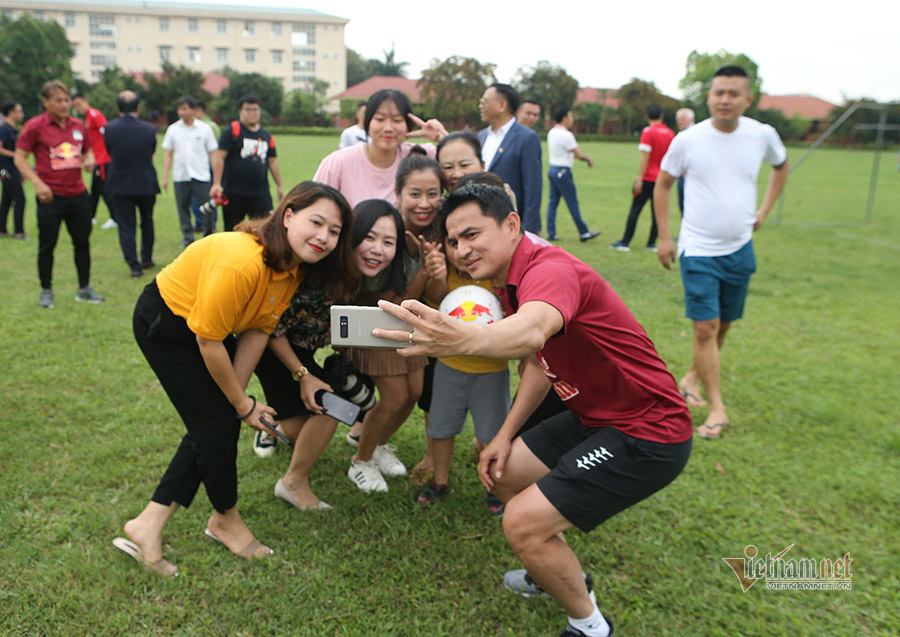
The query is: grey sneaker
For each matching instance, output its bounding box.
[253,428,278,458]
[75,286,105,304]
[503,570,595,603]
[38,288,54,309]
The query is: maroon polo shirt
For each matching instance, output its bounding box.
[17,112,91,197]
[498,235,693,444]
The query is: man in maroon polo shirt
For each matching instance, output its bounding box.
[378,184,692,637]
[15,80,104,309]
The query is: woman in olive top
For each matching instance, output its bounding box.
[114,181,355,576]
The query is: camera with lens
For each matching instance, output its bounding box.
[322,353,376,420]
[199,192,229,217]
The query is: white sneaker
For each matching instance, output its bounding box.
[253,428,277,458]
[101,218,118,230]
[373,444,407,477]
[347,459,388,493]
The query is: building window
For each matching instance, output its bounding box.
[216,48,228,63]
[216,19,226,34]
[32,10,46,22]
[271,50,283,65]
[89,14,116,37]
[244,20,254,36]
[291,22,315,46]
[293,75,316,84]
[90,41,116,49]
[1,9,13,20]
[159,16,169,32]
[293,48,315,56]
[159,46,172,61]
[271,21,282,37]
[64,13,76,28]
[90,54,117,67]
[188,47,201,63]
[292,60,316,72]
[188,18,198,33]
[244,49,256,63]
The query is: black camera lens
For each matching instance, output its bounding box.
[340,316,348,338]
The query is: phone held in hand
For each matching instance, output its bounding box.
[315,390,361,426]
[330,305,412,349]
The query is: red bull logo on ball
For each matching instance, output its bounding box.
[439,285,504,326]
[49,142,83,170]
[447,300,494,323]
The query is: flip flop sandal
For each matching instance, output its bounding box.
[204,528,274,560]
[112,537,179,577]
[697,423,727,439]
[680,389,708,407]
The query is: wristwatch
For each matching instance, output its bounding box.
[291,365,309,382]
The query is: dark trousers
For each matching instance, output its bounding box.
[0,176,25,234]
[619,180,658,247]
[547,166,589,237]
[114,194,155,270]
[222,192,273,232]
[133,281,240,513]
[91,165,115,221]
[174,180,212,242]
[37,192,92,289]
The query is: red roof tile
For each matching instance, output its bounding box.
[575,87,620,108]
[758,94,837,119]
[331,76,422,102]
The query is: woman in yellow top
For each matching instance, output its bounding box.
[114,181,355,576]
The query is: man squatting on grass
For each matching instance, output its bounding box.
[377,184,693,637]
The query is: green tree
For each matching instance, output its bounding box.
[143,61,212,121]
[512,61,579,115]
[347,47,378,86]
[282,80,331,126]
[85,67,141,120]
[371,45,409,78]
[216,68,284,123]
[616,78,682,134]
[679,50,762,119]
[418,56,496,128]
[0,14,74,115]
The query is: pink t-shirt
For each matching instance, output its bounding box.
[499,237,692,444]
[313,142,436,208]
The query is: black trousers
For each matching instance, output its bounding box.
[91,165,115,221]
[619,180,659,247]
[222,192,273,232]
[114,194,155,270]
[0,176,25,234]
[133,281,240,513]
[37,192,92,289]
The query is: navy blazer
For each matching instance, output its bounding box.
[104,115,160,197]
[478,121,543,234]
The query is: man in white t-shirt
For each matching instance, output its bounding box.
[653,66,789,440]
[339,101,369,149]
[545,106,600,242]
[161,96,220,249]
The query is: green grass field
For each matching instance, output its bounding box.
[1,136,898,636]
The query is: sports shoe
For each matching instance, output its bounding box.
[503,570,595,603]
[373,444,407,477]
[38,288,54,309]
[75,286,105,304]
[560,618,613,637]
[609,241,630,252]
[253,428,277,458]
[142,259,156,269]
[486,492,505,517]
[645,244,658,253]
[101,218,118,230]
[580,231,602,242]
[416,480,449,504]
[347,459,388,493]
[548,235,561,241]
[345,432,360,447]
[130,268,144,278]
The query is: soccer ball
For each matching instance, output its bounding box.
[438,285,504,325]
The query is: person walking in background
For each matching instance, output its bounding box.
[0,100,26,239]
[339,101,369,148]
[160,96,220,248]
[72,92,116,230]
[610,104,674,253]
[516,99,541,129]
[545,106,600,242]
[211,95,283,231]
[15,81,104,308]
[104,90,160,278]
[675,107,695,216]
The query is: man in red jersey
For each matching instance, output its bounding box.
[610,104,675,252]
[72,93,116,229]
[15,81,104,308]
[378,184,692,637]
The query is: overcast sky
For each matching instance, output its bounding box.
[212,0,898,104]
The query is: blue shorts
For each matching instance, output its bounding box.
[680,240,756,323]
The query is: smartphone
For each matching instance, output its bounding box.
[330,305,412,349]
[258,416,295,449]
[315,390,361,426]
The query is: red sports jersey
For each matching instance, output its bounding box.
[84,107,110,165]
[17,112,91,197]
[499,237,692,444]
[639,122,675,182]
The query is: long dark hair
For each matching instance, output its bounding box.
[352,199,407,296]
[394,153,446,195]
[241,181,357,301]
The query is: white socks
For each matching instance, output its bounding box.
[567,606,611,637]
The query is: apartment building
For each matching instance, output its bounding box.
[1,0,348,96]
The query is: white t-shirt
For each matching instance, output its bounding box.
[547,125,578,168]
[339,124,368,149]
[661,117,786,257]
[161,118,218,182]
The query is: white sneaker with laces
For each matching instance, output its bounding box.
[373,444,407,477]
[101,218,118,230]
[253,428,277,458]
[347,459,388,492]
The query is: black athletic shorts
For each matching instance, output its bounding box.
[522,411,692,532]
[417,357,437,412]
